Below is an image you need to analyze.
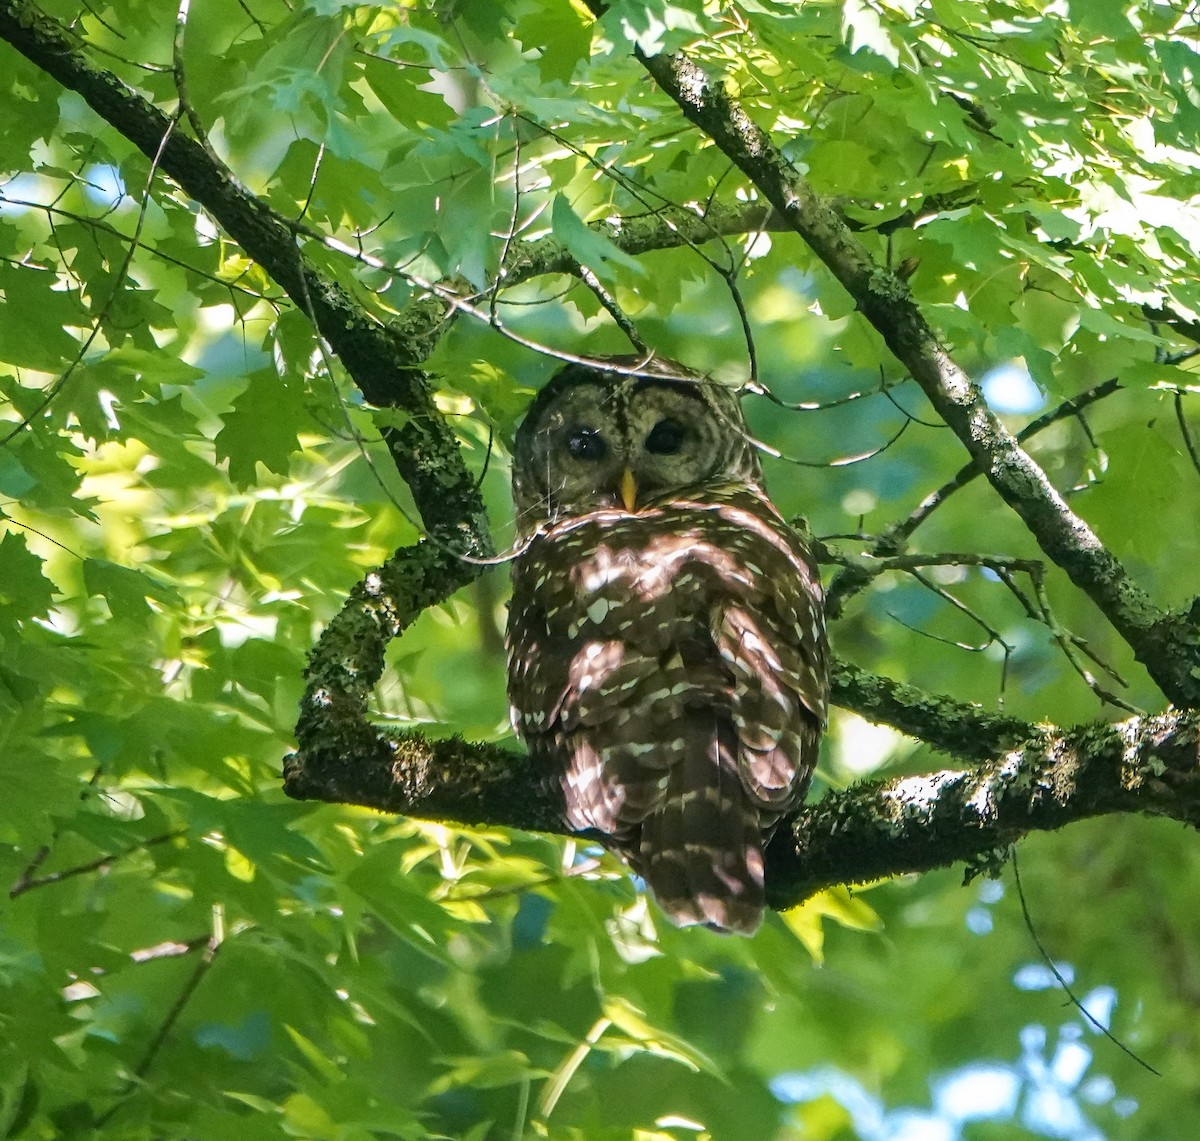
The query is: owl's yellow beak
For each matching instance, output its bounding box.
[619,468,638,512]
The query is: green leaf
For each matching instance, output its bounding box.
[550,194,646,280]
[214,370,309,487]
[513,6,593,85]
[81,558,180,621]
[840,0,915,68]
[0,532,55,622]
[0,265,82,371]
[780,886,883,965]
[103,346,207,385]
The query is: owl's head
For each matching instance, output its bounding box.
[511,356,762,529]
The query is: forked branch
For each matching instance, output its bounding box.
[628,41,1200,708]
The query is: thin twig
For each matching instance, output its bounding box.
[578,265,647,352]
[297,141,325,224]
[905,568,1014,703]
[1174,390,1200,481]
[1012,850,1160,1076]
[891,378,1123,550]
[0,195,278,299]
[172,0,217,159]
[825,378,1125,615]
[743,376,891,411]
[9,832,183,898]
[750,417,912,470]
[825,551,1042,579]
[489,108,523,325]
[1022,568,1143,714]
[96,909,226,1127]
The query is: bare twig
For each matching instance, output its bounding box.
[172,0,217,160]
[1012,850,1160,1075]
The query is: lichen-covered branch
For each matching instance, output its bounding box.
[829,659,1035,759]
[285,673,1200,909]
[499,201,776,285]
[766,709,1200,906]
[284,654,1039,829]
[291,542,508,800]
[629,43,1200,709]
[0,0,487,551]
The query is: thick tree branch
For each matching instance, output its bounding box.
[0,0,488,556]
[629,44,1200,708]
[285,682,1199,909]
[291,543,499,803]
[766,708,1200,906]
[0,0,507,783]
[499,201,776,285]
[830,659,1034,758]
[285,654,1039,827]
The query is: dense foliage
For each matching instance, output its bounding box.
[1,1,1198,1138]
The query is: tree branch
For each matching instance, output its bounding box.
[285,675,1199,909]
[285,655,1037,832]
[766,708,1200,906]
[0,0,488,555]
[14,0,1200,919]
[291,542,503,798]
[495,190,979,293]
[499,200,777,285]
[825,377,1125,617]
[628,43,1200,708]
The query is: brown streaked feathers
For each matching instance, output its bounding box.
[506,358,829,933]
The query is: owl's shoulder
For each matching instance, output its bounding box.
[517,484,815,570]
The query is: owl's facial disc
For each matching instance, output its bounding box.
[512,362,761,526]
[625,383,731,501]
[518,382,626,516]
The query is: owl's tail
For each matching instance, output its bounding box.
[638,716,765,935]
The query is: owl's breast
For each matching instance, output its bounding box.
[507,491,827,739]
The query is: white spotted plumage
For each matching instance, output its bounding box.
[507,357,829,933]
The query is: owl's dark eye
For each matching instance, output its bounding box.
[566,426,607,461]
[645,418,686,455]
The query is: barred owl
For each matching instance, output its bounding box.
[506,357,828,933]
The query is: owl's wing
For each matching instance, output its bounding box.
[635,499,828,931]
[703,495,828,813]
[506,531,664,836]
[715,607,814,810]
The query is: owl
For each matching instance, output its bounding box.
[506,357,828,933]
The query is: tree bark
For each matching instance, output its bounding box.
[283,704,1200,908]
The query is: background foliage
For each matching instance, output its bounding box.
[1,0,1199,1138]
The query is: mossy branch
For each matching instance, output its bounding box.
[285,685,1200,910]
[10,0,1200,914]
[628,41,1200,709]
